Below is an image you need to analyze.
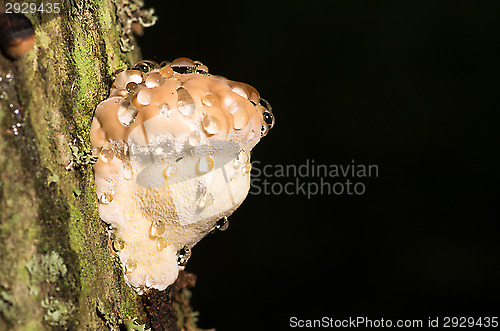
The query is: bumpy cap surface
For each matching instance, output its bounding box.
[90,58,274,293]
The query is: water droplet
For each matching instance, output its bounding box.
[202,115,221,135]
[100,148,115,162]
[233,149,249,168]
[197,156,214,174]
[198,192,214,208]
[196,64,209,74]
[126,82,138,93]
[123,164,133,179]
[100,192,114,204]
[146,275,154,288]
[160,66,174,78]
[262,110,275,129]
[202,94,218,107]
[113,68,124,79]
[145,72,165,88]
[177,246,191,266]
[216,216,229,231]
[171,58,196,74]
[177,87,195,116]
[242,162,252,175]
[150,220,166,237]
[125,259,137,273]
[164,165,176,179]
[157,237,168,250]
[259,97,272,111]
[113,238,125,251]
[261,122,269,137]
[188,131,201,146]
[132,60,159,73]
[137,89,153,105]
[233,109,249,129]
[115,70,143,89]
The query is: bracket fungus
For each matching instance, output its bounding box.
[91,58,274,294]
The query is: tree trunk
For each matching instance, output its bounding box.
[0,1,199,329]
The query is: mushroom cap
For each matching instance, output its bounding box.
[91,58,274,293]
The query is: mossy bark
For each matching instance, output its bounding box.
[0,1,197,330]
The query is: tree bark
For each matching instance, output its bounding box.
[0,1,199,329]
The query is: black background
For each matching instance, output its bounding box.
[139,1,499,330]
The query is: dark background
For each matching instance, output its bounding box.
[139,1,499,330]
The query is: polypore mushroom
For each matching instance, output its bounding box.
[91,58,274,294]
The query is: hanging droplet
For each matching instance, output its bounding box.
[100,148,115,162]
[260,122,269,137]
[132,60,160,73]
[164,164,176,179]
[123,164,133,180]
[233,149,249,168]
[137,89,153,105]
[100,192,114,204]
[113,238,125,251]
[150,220,166,237]
[145,72,165,88]
[158,103,171,117]
[260,98,275,133]
[262,111,275,129]
[188,131,201,146]
[177,246,191,266]
[125,260,137,273]
[177,87,195,116]
[242,162,252,175]
[197,156,214,174]
[126,82,138,93]
[198,192,214,208]
[216,216,229,231]
[202,115,221,135]
[145,275,155,288]
[157,237,168,250]
[202,94,218,107]
[233,109,249,129]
